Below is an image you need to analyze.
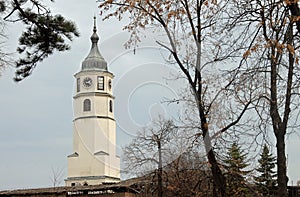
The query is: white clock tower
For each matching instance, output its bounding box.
[65,17,120,186]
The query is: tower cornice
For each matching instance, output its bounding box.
[73,92,115,99]
[73,116,115,122]
[74,70,114,78]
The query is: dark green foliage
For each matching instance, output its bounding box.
[223,142,253,196]
[0,0,5,12]
[254,144,277,196]
[2,0,79,81]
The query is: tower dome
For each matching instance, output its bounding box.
[81,17,107,71]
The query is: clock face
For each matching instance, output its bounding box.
[83,77,93,88]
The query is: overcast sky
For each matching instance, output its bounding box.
[0,0,299,190]
[0,0,184,189]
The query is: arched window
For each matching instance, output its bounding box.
[109,100,113,113]
[83,99,91,111]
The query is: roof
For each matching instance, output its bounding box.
[0,180,140,196]
[81,17,108,72]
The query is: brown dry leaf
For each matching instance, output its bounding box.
[287,44,295,55]
[243,50,251,58]
[203,123,209,130]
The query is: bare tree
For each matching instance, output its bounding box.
[164,151,213,196]
[50,165,64,188]
[230,1,300,196]
[123,118,179,197]
[99,1,256,196]
[124,117,214,196]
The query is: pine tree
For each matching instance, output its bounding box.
[254,144,277,196]
[223,142,252,196]
[0,0,79,81]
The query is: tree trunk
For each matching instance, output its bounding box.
[157,139,163,197]
[195,84,226,196]
[269,23,293,196]
[275,130,288,197]
[288,2,300,34]
[207,149,226,197]
[200,112,226,197]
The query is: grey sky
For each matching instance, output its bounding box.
[0,0,299,190]
[0,0,183,189]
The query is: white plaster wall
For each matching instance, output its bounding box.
[73,96,114,119]
[67,70,120,186]
[68,130,105,177]
[67,120,120,179]
[74,71,114,95]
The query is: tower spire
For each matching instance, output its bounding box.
[91,16,99,44]
[93,16,97,33]
[81,16,108,71]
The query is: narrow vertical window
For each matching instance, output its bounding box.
[108,79,112,90]
[109,100,113,113]
[77,78,80,92]
[97,76,104,90]
[83,99,91,111]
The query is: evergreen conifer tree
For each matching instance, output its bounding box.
[223,142,252,196]
[0,0,79,81]
[254,144,277,196]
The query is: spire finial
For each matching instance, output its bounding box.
[93,16,97,33]
[82,16,107,71]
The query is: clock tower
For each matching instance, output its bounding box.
[65,17,120,186]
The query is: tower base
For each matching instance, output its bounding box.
[65,176,120,186]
